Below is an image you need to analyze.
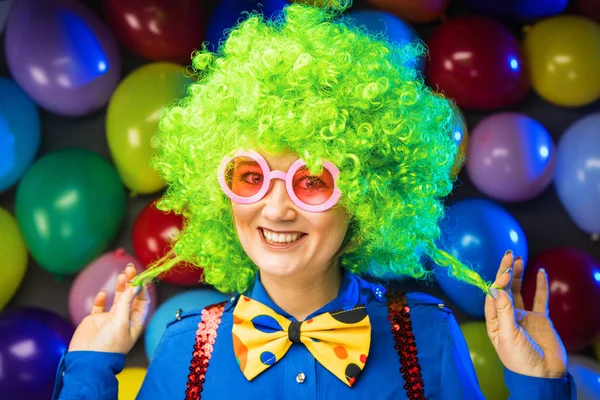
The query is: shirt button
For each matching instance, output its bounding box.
[296,372,306,384]
[373,285,386,300]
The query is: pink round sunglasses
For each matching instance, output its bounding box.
[218,150,342,212]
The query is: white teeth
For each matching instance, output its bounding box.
[262,229,301,244]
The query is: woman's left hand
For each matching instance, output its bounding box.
[484,250,567,379]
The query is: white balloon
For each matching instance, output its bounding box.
[568,355,600,400]
[0,0,13,34]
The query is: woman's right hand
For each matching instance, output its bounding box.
[68,265,151,354]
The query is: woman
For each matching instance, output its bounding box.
[53,2,575,399]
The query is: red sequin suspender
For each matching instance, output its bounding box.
[185,301,227,400]
[387,291,426,400]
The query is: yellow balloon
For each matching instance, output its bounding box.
[524,16,600,107]
[116,367,147,400]
[0,207,28,310]
[106,62,194,194]
[594,335,600,361]
[460,321,510,400]
[450,103,468,179]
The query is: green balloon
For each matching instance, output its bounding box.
[15,148,126,275]
[460,321,510,400]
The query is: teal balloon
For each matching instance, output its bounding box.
[15,149,126,275]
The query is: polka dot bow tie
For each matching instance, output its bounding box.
[232,295,371,387]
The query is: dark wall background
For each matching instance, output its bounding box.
[1,0,599,369]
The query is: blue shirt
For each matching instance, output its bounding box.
[52,271,576,399]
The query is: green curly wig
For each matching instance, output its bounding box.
[130,1,491,295]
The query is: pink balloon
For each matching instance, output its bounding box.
[69,248,157,327]
[466,112,556,202]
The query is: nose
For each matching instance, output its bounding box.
[261,179,297,221]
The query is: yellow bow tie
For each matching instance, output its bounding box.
[232,295,371,387]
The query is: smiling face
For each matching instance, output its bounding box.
[230,150,350,281]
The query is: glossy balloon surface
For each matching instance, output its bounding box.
[426,16,529,110]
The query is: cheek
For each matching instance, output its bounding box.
[308,209,349,241]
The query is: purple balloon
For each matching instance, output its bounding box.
[0,307,74,400]
[69,248,157,328]
[466,112,556,202]
[5,0,121,116]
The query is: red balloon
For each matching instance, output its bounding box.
[132,198,203,286]
[426,15,530,110]
[103,0,205,64]
[575,0,600,24]
[365,0,449,23]
[521,247,600,352]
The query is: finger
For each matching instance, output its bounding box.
[130,286,151,336]
[110,273,127,313]
[115,284,142,323]
[488,287,519,339]
[532,268,549,313]
[111,264,137,313]
[484,293,499,340]
[90,290,107,314]
[495,250,514,294]
[512,256,525,310]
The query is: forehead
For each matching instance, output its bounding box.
[257,149,299,170]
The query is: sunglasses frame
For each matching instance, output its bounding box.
[218,150,342,212]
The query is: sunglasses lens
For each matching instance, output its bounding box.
[292,166,335,205]
[225,156,264,198]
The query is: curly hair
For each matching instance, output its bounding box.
[130,1,490,295]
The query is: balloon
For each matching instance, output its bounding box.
[434,198,528,318]
[205,0,287,52]
[466,113,556,202]
[117,367,147,400]
[345,10,423,71]
[132,198,203,286]
[464,0,567,21]
[69,248,157,327]
[426,16,530,110]
[521,247,600,352]
[365,0,449,23]
[0,207,27,310]
[103,0,204,64]
[106,62,192,194]
[460,322,509,400]
[0,307,74,400]
[145,289,229,360]
[450,102,468,179]
[523,16,600,107]
[568,355,600,400]
[0,0,12,34]
[575,0,600,24]
[0,78,40,192]
[5,0,121,116]
[555,113,600,236]
[594,335,600,361]
[15,148,126,275]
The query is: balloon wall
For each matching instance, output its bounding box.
[1,0,599,398]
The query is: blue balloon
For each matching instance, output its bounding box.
[205,0,288,52]
[433,198,528,318]
[0,78,41,192]
[345,10,423,71]
[555,113,600,236]
[144,289,230,360]
[0,307,73,400]
[465,0,568,20]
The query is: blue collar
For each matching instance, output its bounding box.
[244,269,362,322]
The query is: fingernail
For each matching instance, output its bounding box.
[126,263,134,268]
[538,268,546,274]
[505,249,513,255]
[515,256,522,261]
[489,287,499,299]
[133,286,142,296]
[502,267,512,275]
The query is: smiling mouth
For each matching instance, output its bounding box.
[259,228,307,246]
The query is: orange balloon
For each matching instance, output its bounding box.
[366,0,449,23]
